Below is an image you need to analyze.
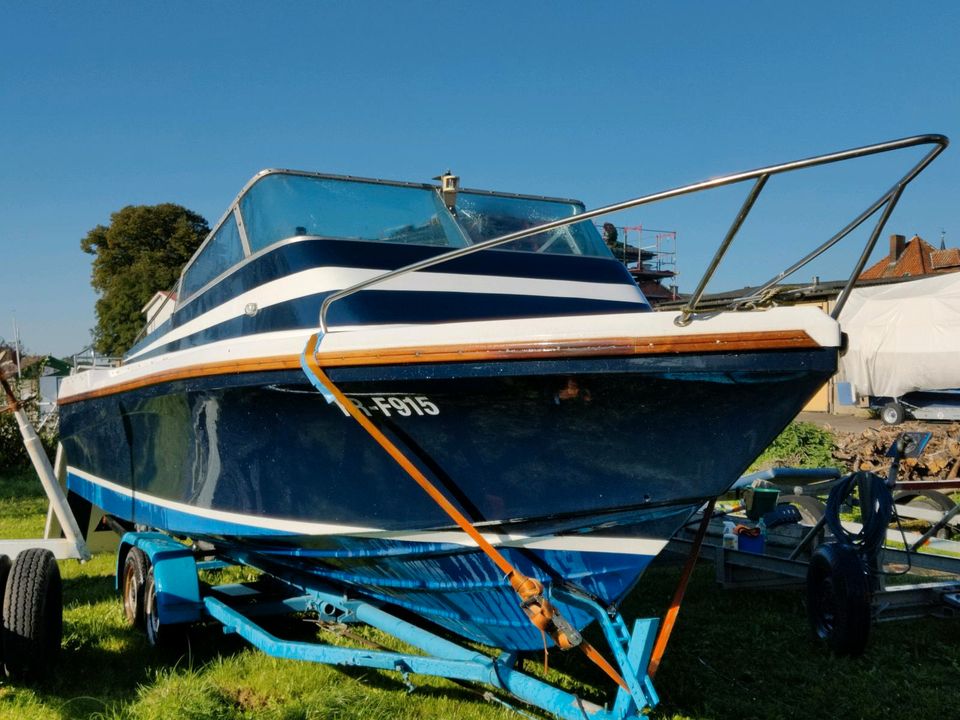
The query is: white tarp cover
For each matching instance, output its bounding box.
[838,272,960,398]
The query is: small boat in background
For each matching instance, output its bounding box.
[58,135,946,654]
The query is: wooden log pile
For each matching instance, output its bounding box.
[832,422,960,482]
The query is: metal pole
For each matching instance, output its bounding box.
[12,314,22,379]
[831,188,904,319]
[0,365,89,561]
[676,174,768,325]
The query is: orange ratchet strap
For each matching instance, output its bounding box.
[647,497,716,677]
[301,334,629,691]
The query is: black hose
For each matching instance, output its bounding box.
[824,471,893,559]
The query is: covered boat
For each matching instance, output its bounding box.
[58,135,946,653]
[838,272,960,423]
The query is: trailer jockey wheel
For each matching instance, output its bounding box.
[122,547,149,629]
[0,554,10,668]
[1,548,63,680]
[807,542,871,656]
[881,401,905,426]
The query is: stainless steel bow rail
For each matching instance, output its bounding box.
[318,134,947,332]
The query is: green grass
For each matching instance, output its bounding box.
[0,468,47,539]
[4,462,960,720]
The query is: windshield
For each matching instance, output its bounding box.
[240,173,469,252]
[454,191,608,256]
[180,172,611,301]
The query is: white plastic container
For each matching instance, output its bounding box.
[722,521,737,549]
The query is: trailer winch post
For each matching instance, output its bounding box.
[0,353,89,561]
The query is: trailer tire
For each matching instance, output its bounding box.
[1,548,62,681]
[122,547,149,629]
[0,554,10,667]
[881,401,905,426]
[807,542,871,657]
[894,489,954,511]
[143,566,186,651]
[894,490,955,538]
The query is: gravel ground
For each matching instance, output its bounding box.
[796,410,881,433]
[797,409,957,435]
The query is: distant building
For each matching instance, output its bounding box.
[141,291,177,334]
[859,234,960,281]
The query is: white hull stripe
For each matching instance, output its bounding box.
[68,466,378,535]
[67,467,667,555]
[367,530,669,555]
[128,267,646,360]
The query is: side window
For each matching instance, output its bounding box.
[181,212,244,298]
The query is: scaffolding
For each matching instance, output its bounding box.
[597,223,679,303]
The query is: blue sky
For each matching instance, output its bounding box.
[2,1,958,357]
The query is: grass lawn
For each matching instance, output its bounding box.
[2,466,960,720]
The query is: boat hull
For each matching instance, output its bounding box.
[61,346,834,648]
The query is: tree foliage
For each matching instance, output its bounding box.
[81,204,209,356]
[748,421,838,472]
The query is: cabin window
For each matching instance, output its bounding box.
[180,212,245,298]
[240,174,469,252]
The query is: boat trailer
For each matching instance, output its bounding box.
[671,431,960,655]
[118,533,663,720]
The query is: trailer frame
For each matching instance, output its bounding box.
[118,531,665,720]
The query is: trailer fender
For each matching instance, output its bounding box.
[117,533,202,625]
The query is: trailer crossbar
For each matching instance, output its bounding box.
[201,581,660,720]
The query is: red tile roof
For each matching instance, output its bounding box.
[931,248,960,270]
[859,235,960,280]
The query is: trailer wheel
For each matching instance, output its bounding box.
[0,554,10,667]
[122,547,149,629]
[894,490,955,538]
[143,566,186,650]
[807,542,871,656]
[894,489,954,512]
[1,548,62,680]
[881,401,905,426]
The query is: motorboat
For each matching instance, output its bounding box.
[58,135,946,653]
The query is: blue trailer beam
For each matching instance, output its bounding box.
[129,537,662,719]
[204,595,642,720]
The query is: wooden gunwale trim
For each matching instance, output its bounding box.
[314,330,820,366]
[58,355,302,406]
[58,329,820,406]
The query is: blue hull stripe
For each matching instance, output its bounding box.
[131,290,646,362]
[173,239,639,329]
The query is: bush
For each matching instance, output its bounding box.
[749,421,838,471]
[0,412,58,474]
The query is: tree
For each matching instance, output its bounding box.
[81,204,209,356]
